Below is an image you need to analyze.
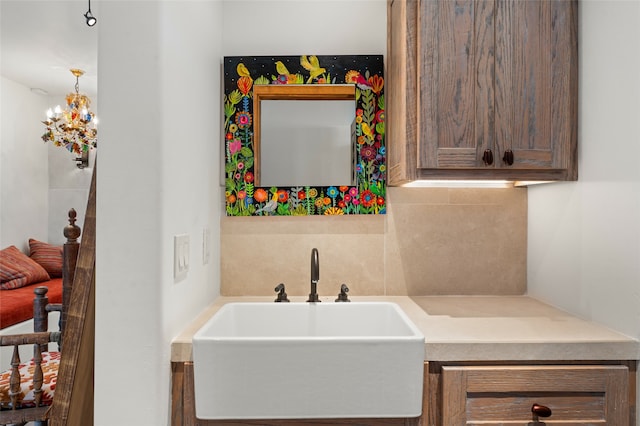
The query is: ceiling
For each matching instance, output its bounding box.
[1,0,98,97]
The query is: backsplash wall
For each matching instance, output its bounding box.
[221,187,527,296]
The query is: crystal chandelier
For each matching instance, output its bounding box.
[41,68,97,167]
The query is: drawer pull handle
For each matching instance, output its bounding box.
[531,403,552,418]
[503,149,514,165]
[482,149,494,166]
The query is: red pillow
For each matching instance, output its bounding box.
[29,239,63,278]
[0,245,51,290]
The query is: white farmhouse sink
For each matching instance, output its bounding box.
[192,302,425,420]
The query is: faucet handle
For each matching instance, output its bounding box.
[274,283,290,302]
[335,283,350,302]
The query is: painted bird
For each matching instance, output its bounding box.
[275,61,290,76]
[361,122,374,139]
[237,62,251,78]
[255,192,278,215]
[300,55,326,83]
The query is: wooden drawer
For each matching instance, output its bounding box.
[441,365,629,425]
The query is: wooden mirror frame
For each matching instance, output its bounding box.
[223,55,385,216]
[252,84,356,185]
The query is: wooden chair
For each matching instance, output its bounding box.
[0,166,96,426]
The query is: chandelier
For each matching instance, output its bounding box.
[41,68,97,168]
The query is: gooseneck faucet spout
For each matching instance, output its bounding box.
[307,248,320,302]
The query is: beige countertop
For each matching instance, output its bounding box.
[171,295,639,363]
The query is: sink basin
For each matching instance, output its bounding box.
[192,302,425,419]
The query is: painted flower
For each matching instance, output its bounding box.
[377,196,385,206]
[327,186,339,199]
[344,194,352,203]
[379,146,386,156]
[229,139,241,154]
[314,198,324,208]
[235,112,252,128]
[227,194,237,204]
[355,116,363,124]
[368,75,384,94]
[229,124,238,133]
[339,186,349,193]
[298,190,306,200]
[276,75,288,84]
[316,77,326,84]
[234,173,241,180]
[276,189,289,203]
[356,108,364,117]
[361,146,377,161]
[254,188,268,203]
[375,110,385,123]
[360,190,376,208]
[225,132,233,140]
[379,164,387,173]
[324,207,344,215]
[349,187,358,197]
[356,163,363,173]
[357,135,366,145]
[338,200,346,208]
[237,162,244,170]
[345,70,361,85]
[238,190,247,200]
[323,197,331,206]
[237,76,253,96]
[244,172,254,183]
[308,188,318,198]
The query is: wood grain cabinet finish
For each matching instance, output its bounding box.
[440,365,630,425]
[387,0,578,183]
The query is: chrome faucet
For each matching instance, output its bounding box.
[307,248,320,302]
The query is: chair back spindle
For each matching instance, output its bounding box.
[61,209,81,338]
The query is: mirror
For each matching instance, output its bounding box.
[255,84,356,187]
[223,55,385,216]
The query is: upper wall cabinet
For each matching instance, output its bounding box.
[387,0,578,184]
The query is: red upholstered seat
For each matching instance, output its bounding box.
[0,279,63,329]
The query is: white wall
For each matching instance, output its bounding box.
[0,77,49,251]
[47,119,95,245]
[528,1,640,339]
[221,0,386,56]
[0,76,92,250]
[95,1,222,425]
[96,1,385,424]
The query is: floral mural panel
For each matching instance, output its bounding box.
[223,55,385,216]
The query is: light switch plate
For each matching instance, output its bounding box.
[174,234,190,281]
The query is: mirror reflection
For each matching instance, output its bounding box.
[254,84,356,187]
[260,99,355,187]
[223,55,385,216]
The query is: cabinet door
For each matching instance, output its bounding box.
[441,365,630,425]
[494,1,578,174]
[419,0,495,169]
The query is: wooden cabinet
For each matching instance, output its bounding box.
[387,0,578,184]
[172,360,635,425]
[426,362,636,425]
